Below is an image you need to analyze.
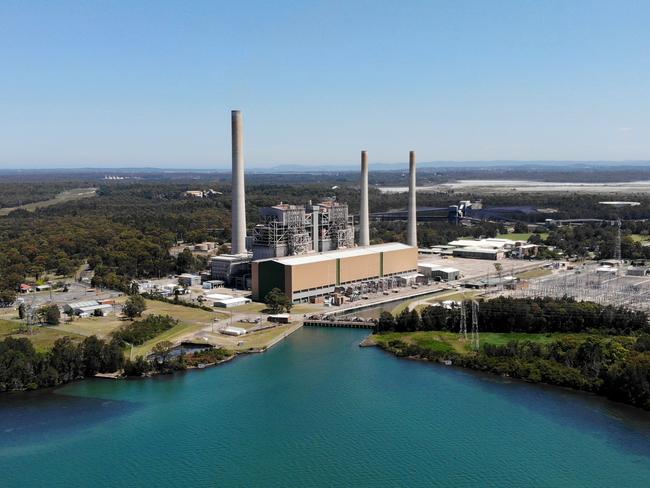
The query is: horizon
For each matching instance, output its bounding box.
[2,1,649,167]
[2,159,650,172]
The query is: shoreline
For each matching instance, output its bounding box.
[366,335,650,413]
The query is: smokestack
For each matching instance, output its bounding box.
[231,110,246,255]
[407,150,417,247]
[359,150,370,246]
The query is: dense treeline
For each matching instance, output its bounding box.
[0,335,123,391]
[542,222,650,260]
[112,315,178,346]
[0,181,87,208]
[381,335,650,410]
[376,297,648,335]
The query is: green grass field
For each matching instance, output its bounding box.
[372,330,608,355]
[498,232,549,241]
[0,187,97,216]
[516,268,552,280]
[1,318,84,352]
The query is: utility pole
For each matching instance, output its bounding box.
[471,300,480,351]
[459,300,467,340]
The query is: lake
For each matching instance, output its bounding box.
[2,327,650,487]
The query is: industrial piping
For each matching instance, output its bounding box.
[407,150,417,247]
[359,150,370,246]
[231,110,247,255]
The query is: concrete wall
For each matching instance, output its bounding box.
[339,253,380,283]
[289,260,337,291]
[382,247,418,275]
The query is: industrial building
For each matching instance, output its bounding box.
[418,263,461,281]
[178,273,201,287]
[452,247,505,260]
[251,198,354,261]
[209,113,421,301]
[210,254,252,288]
[252,243,418,302]
[64,300,114,317]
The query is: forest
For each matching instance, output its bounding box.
[0,335,123,392]
[376,297,648,335]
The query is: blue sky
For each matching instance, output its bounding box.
[1,0,649,168]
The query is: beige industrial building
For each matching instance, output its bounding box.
[252,243,417,302]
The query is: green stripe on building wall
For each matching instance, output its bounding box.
[336,259,340,286]
[380,252,384,277]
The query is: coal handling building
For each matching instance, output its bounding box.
[252,243,418,303]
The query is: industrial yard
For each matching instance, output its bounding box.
[512,262,650,312]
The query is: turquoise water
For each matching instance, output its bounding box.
[2,327,650,487]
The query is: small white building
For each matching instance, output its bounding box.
[202,280,225,290]
[204,293,234,301]
[418,264,461,281]
[221,326,247,336]
[596,266,618,276]
[214,297,251,308]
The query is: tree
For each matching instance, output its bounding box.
[175,248,195,274]
[123,294,146,319]
[38,304,60,325]
[124,355,151,376]
[152,340,174,372]
[376,311,396,333]
[17,302,26,319]
[264,287,292,313]
[0,289,16,307]
[81,335,104,376]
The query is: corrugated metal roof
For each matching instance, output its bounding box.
[271,243,413,266]
[453,247,502,254]
[68,300,101,309]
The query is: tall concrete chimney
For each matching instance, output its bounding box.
[359,150,370,246]
[231,110,246,255]
[407,150,417,247]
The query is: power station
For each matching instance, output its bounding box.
[211,110,419,301]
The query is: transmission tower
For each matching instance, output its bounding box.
[614,219,622,262]
[459,301,467,340]
[471,300,480,350]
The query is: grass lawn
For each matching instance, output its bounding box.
[56,315,126,339]
[131,321,203,357]
[143,299,228,322]
[373,330,606,355]
[233,323,302,351]
[498,232,549,241]
[228,302,267,313]
[629,234,650,243]
[1,318,84,352]
[516,268,552,280]
[0,187,97,216]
